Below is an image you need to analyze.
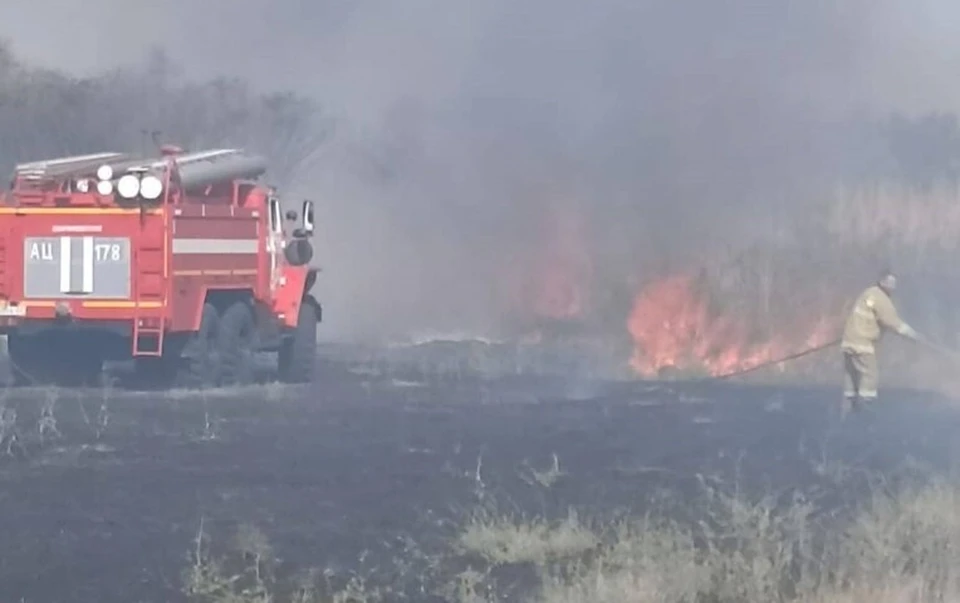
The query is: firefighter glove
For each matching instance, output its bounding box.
[898,323,920,340]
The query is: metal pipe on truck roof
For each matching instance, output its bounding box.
[173,149,241,165]
[42,155,138,179]
[16,152,127,173]
[175,152,268,190]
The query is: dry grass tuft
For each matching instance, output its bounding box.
[827,478,960,599]
[183,519,386,603]
[535,476,960,603]
[824,182,960,250]
[536,517,705,603]
[180,474,960,602]
[459,508,600,566]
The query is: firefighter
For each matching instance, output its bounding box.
[840,270,923,413]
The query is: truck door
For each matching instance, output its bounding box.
[266,196,284,294]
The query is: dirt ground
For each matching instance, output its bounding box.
[0,343,956,602]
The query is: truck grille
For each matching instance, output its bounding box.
[23,236,131,299]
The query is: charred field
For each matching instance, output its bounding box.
[0,341,957,602]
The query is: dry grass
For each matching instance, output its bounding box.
[292,184,960,389]
[531,476,960,603]
[458,509,600,566]
[357,182,960,387]
[181,472,960,603]
[824,182,960,251]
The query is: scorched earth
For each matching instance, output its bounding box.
[0,342,954,602]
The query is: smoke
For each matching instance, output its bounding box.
[2,0,960,342]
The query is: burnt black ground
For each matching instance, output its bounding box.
[0,344,957,602]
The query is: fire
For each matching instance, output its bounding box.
[627,274,834,377]
[510,200,837,376]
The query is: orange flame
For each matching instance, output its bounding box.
[627,274,833,377]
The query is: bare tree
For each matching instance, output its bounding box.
[0,42,331,189]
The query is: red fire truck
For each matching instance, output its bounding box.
[0,146,322,387]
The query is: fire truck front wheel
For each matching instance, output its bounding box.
[278,297,318,383]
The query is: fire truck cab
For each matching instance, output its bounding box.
[0,147,323,387]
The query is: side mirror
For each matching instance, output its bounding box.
[285,209,298,221]
[302,199,315,235]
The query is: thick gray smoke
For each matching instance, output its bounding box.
[1,0,958,342]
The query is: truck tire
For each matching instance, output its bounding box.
[218,301,255,386]
[176,303,221,388]
[278,299,317,383]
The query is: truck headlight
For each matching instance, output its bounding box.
[97,180,113,195]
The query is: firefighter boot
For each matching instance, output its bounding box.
[841,395,861,418]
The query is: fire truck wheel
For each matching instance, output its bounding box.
[218,301,256,386]
[278,298,317,383]
[176,303,221,389]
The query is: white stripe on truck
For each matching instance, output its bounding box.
[59,236,71,293]
[82,236,94,293]
[171,239,259,254]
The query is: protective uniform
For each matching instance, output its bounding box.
[840,279,918,410]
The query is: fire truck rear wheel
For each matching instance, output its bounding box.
[176,303,221,389]
[218,301,256,386]
[278,298,318,383]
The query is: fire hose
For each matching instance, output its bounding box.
[705,335,960,383]
[704,338,843,382]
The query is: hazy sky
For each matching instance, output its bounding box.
[3,1,960,341]
[2,1,959,116]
